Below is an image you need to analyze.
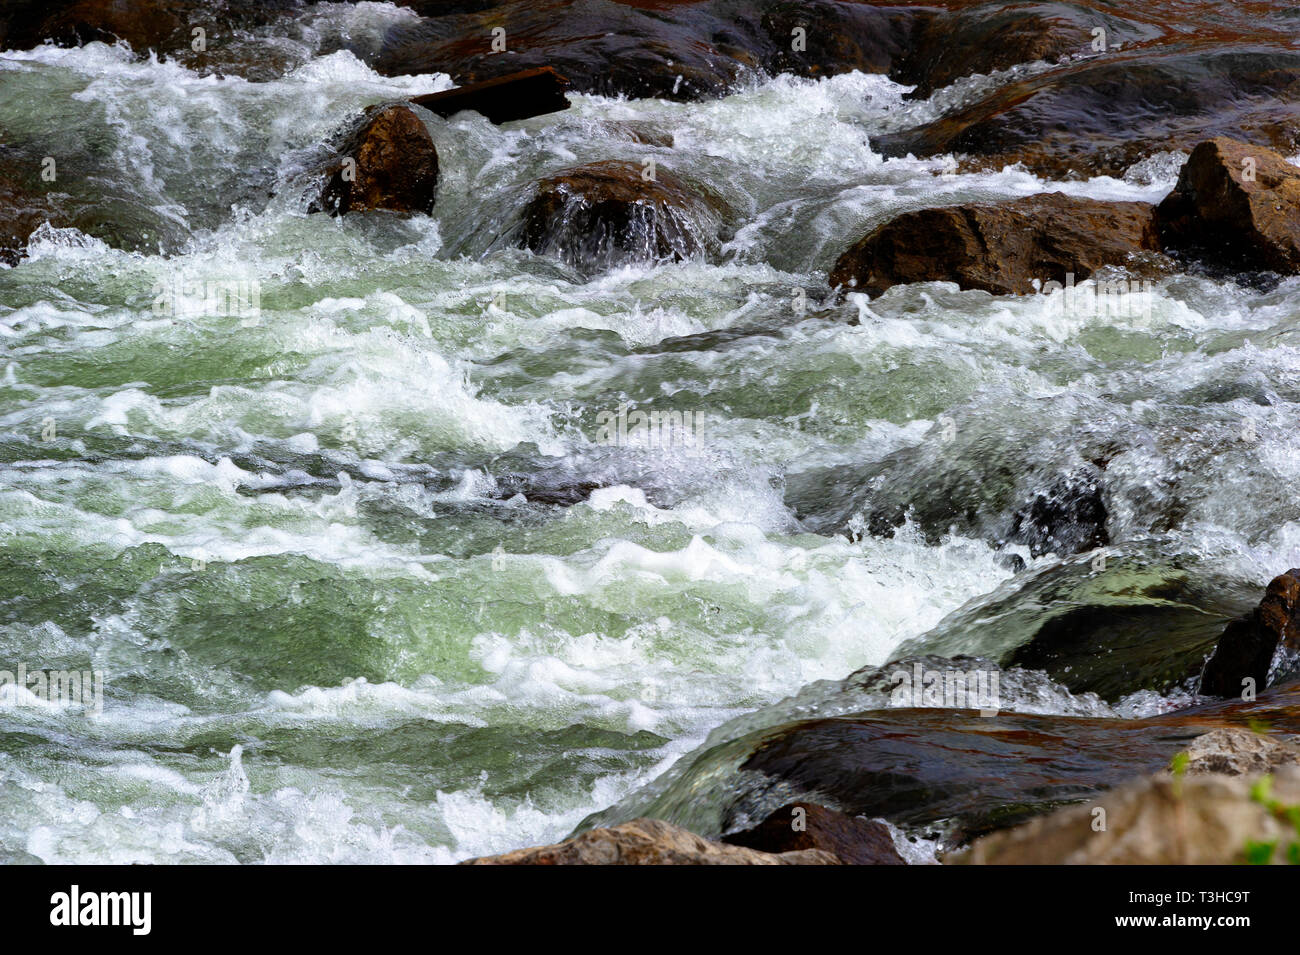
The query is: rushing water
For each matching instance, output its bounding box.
[3,2,1300,863]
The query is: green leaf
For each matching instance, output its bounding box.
[1244,840,1277,865]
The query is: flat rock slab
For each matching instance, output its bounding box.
[411,66,571,124]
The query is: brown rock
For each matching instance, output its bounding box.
[314,105,439,216]
[894,2,1120,99]
[1200,568,1300,698]
[0,0,301,58]
[460,817,842,865]
[1180,727,1300,776]
[631,672,1300,844]
[370,1,1117,104]
[520,159,728,271]
[0,174,60,267]
[948,764,1300,865]
[722,802,905,865]
[1156,137,1300,275]
[872,49,1300,180]
[829,192,1163,296]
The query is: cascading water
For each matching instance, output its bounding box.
[2,1,1299,864]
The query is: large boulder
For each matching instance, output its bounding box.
[582,665,1300,848]
[314,105,439,216]
[897,555,1251,703]
[0,0,302,54]
[892,2,1135,99]
[829,192,1163,296]
[367,0,1135,103]
[460,817,842,864]
[1201,568,1300,698]
[949,762,1300,865]
[721,801,905,865]
[519,160,729,271]
[873,49,1300,180]
[1156,137,1300,275]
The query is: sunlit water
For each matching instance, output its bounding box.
[3,2,1300,863]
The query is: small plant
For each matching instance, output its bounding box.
[1242,773,1300,864]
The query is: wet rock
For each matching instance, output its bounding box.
[1201,569,1300,698]
[1005,468,1108,557]
[371,0,750,101]
[733,708,1192,842]
[460,817,842,864]
[579,656,1300,849]
[313,105,438,216]
[410,66,570,124]
[0,173,60,266]
[1156,138,1300,275]
[519,159,729,271]
[1181,727,1300,776]
[0,0,301,57]
[1006,603,1226,702]
[872,49,1300,179]
[753,1,924,84]
[893,2,1124,99]
[903,551,1252,702]
[949,764,1300,864]
[602,121,674,149]
[722,801,904,865]
[829,193,1164,296]
[369,0,1114,103]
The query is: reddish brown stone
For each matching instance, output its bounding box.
[315,105,439,216]
[722,802,905,865]
[1156,137,1300,275]
[829,192,1163,296]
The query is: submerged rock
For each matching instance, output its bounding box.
[828,193,1163,296]
[313,105,439,216]
[949,763,1300,865]
[519,160,729,272]
[1156,137,1300,276]
[461,817,842,864]
[1005,467,1108,557]
[0,172,59,266]
[1201,568,1300,698]
[721,801,904,865]
[904,554,1249,702]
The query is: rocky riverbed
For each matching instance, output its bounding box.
[1,0,1300,864]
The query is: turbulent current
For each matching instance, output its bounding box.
[2,2,1299,863]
